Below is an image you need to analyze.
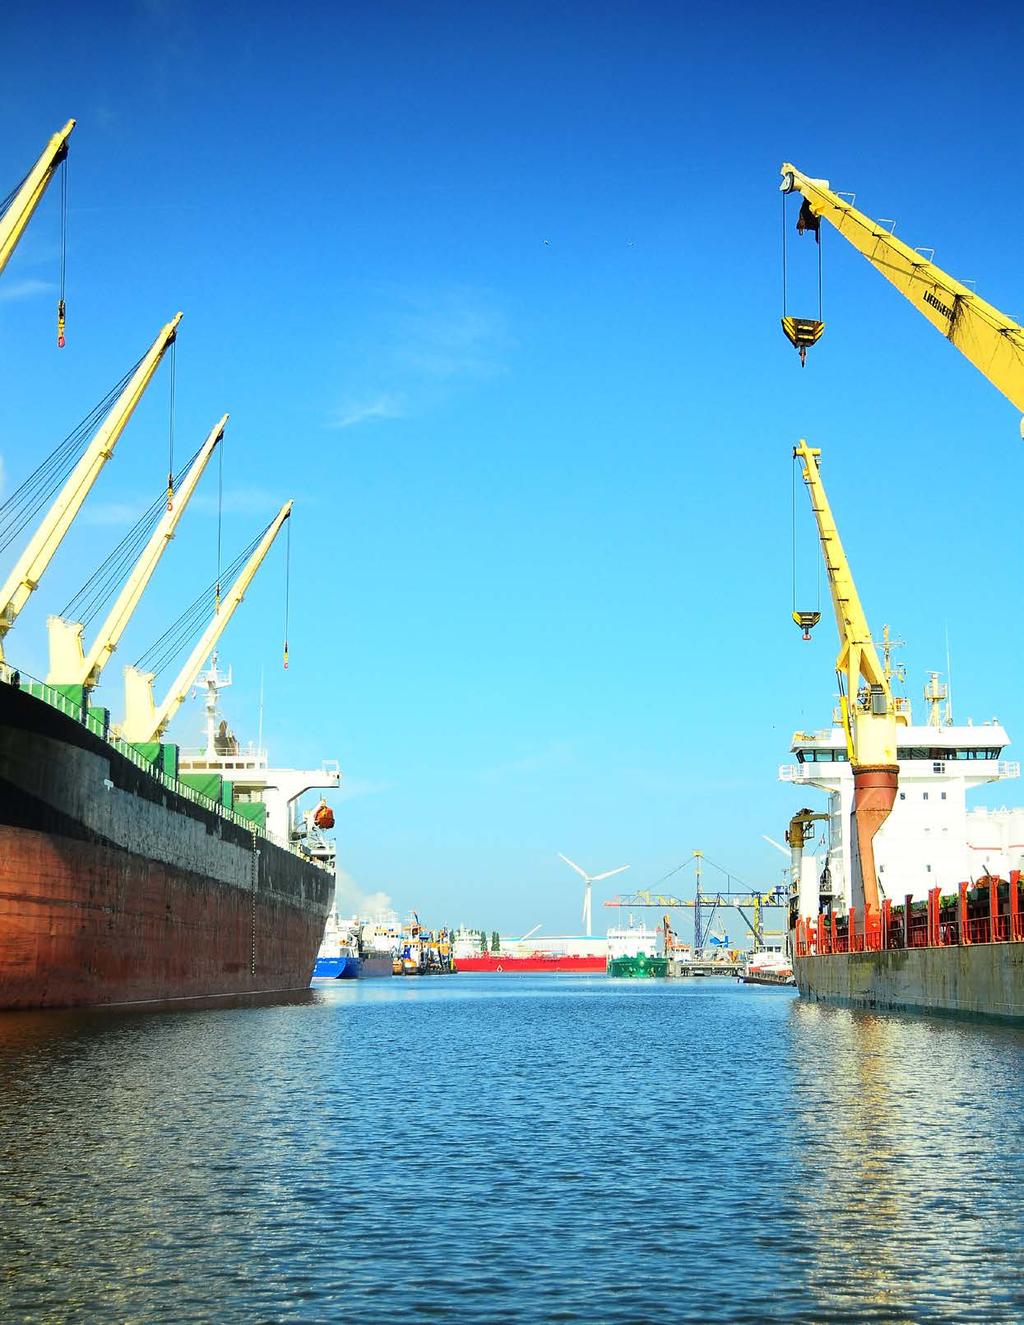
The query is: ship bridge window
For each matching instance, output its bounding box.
[899,747,1001,761]
[796,749,848,762]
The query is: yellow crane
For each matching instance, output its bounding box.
[0,314,182,662]
[119,500,292,744]
[0,119,74,283]
[46,414,227,693]
[779,163,1024,429]
[793,439,902,916]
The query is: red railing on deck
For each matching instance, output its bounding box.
[794,872,1024,957]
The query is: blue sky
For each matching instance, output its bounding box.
[2,0,1024,938]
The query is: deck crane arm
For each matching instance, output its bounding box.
[120,500,292,744]
[0,313,183,662]
[46,414,227,690]
[0,120,74,281]
[793,439,898,916]
[780,163,1024,426]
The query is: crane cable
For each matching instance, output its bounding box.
[57,153,68,348]
[781,191,824,365]
[790,452,821,636]
[282,516,290,670]
[0,354,146,555]
[134,520,273,677]
[166,339,176,510]
[214,439,223,611]
[60,444,204,627]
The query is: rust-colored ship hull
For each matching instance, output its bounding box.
[0,683,333,1011]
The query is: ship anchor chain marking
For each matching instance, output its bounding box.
[250,828,259,977]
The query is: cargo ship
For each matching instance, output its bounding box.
[777,166,1024,1020]
[452,926,606,973]
[0,121,339,1011]
[783,441,1024,1021]
[454,953,606,974]
[0,662,339,1010]
[784,716,1024,1018]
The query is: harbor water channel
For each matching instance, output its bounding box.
[3,975,1024,1323]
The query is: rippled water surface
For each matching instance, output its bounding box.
[3,976,1024,1322]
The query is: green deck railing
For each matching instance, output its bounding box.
[5,668,259,834]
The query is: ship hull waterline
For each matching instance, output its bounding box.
[794,944,1024,1022]
[0,682,333,1011]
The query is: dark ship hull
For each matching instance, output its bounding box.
[0,682,333,1010]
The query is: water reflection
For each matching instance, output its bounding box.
[2,979,1024,1321]
[784,1001,1024,1322]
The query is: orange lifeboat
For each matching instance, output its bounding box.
[313,801,335,830]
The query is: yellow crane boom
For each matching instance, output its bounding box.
[0,119,74,281]
[780,163,1024,426]
[0,313,183,661]
[120,500,292,744]
[793,439,898,915]
[46,414,227,691]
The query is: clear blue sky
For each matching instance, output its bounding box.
[2,0,1023,938]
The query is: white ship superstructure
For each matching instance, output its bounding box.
[782,704,1020,922]
[178,657,340,860]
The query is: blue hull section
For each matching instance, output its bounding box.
[313,955,361,979]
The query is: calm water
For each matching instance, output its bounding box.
[3,976,1024,1323]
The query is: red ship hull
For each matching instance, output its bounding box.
[456,954,606,974]
[0,681,333,1011]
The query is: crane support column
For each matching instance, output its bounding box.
[793,440,898,916]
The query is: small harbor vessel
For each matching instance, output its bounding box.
[606,918,668,978]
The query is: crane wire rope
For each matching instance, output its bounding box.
[166,339,176,510]
[282,515,290,670]
[134,519,274,677]
[60,443,204,627]
[215,440,223,611]
[0,174,29,220]
[57,153,68,347]
[0,353,147,556]
[791,452,821,622]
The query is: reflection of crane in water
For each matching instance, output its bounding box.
[603,850,787,956]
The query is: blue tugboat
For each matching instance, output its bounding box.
[312,912,361,979]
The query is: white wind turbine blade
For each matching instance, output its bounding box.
[589,864,629,883]
[558,853,590,881]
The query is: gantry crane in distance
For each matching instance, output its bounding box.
[604,886,787,952]
[779,162,1024,430]
[603,849,787,952]
[793,439,906,918]
[0,119,74,284]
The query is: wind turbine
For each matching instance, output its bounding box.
[558,853,629,937]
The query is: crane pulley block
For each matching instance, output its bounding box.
[792,609,821,640]
[781,317,825,365]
